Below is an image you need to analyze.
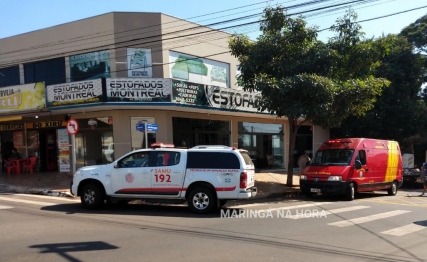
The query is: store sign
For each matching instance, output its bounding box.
[46,79,103,107]
[171,80,207,106]
[0,124,23,131]
[127,48,152,78]
[205,86,262,112]
[26,121,67,129]
[69,50,110,82]
[106,78,171,102]
[57,128,70,172]
[0,82,46,113]
[169,51,230,88]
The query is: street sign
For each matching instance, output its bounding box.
[136,123,158,132]
[67,119,79,135]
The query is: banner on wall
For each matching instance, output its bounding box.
[57,128,70,173]
[46,79,103,107]
[205,85,262,112]
[0,82,46,113]
[106,78,171,102]
[170,79,263,112]
[169,51,230,88]
[171,79,207,106]
[127,48,153,78]
[69,50,110,82]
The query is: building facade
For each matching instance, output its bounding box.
[0,12,329,173]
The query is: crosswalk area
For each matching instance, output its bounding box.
[0,193,79,209]
[226,200,427,237]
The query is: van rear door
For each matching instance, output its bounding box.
[239,150,255,188]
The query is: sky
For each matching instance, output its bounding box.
[0,0,426,42]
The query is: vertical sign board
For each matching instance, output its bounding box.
[136,123,158,148]
[67,119,79,175]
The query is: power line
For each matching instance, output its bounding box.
[0,0,276,56]
[0,0,356,61]
[2,0,422,85]
[0,0,370,67]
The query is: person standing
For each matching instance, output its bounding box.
[297,150,311,171]
[420,161,427,196]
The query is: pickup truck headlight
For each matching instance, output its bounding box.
[74,170,81,177]
[328,176,342,181]
[300,175,307,180]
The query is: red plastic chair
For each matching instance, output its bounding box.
[5,160,18,175]
[23,157,37,174]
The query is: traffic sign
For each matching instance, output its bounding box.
[67,119,79,135]
[136,123,158,132]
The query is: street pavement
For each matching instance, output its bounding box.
[0,171,301,199]
[1,190,426,262]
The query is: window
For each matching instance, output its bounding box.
[357,150,367,165]
[118,152,150,168]
[187,152,240,169]
[153,151,181,167]
[0,66,20,87]
[239,151,254,166]
[24,57,66,85]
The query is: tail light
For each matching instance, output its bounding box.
[240,172,247,188]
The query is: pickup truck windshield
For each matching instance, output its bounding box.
[310,149,355,166]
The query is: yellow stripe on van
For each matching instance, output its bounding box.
[385,141,399,182]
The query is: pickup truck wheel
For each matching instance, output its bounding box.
[188,187,216,214]
[345,183,355,201]
[81,183,105,210]
[387,181,397,196]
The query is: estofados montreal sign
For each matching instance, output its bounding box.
[205,86,263,112]
[106,78,171,102]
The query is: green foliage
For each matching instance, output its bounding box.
[400,13,427,52]
[228,6,390,186]
[332,33,427,144]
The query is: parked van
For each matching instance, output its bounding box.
[71,143,257,214]
[300,138,403,200]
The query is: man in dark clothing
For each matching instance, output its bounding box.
[8,148,21,159]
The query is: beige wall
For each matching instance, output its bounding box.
[0,13,115,66]
[313,125,330,153]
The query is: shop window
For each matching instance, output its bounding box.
[238,122,284,169]
[24,57,66,85]
[172,117,230,148]
[0,66,20,87]
[130,117,156,150]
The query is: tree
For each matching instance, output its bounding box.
[400,14,427,53]
[332,19,427,152]
[229,7,390,186]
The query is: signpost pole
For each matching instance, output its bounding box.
[145,122,148,149]
[71,134,76,175]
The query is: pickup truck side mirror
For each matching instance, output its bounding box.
[354,160,362,170]
[114,162,119,168]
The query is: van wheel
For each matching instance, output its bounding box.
[187,187,216,214]
[387,181,397,196]
[345,183,355,201]
[81,183,105,210]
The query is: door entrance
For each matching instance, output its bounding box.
[39,130,58,171]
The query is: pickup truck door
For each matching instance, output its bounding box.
[111,151,153,195]
[151,151,185,197]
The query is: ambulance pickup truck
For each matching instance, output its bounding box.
[300,138,403,201]
[70,143,257,214]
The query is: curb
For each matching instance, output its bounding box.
[0,184,74,198]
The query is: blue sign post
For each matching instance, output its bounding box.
[136,123,158,148]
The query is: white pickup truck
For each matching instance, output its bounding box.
[70,143,257,214]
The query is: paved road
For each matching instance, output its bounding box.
[1,190,426,262]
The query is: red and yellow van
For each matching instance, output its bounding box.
[300,138,403,200]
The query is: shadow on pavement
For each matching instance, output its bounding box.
[30,241,119,262]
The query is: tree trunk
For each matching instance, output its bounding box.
[286,118,299,187]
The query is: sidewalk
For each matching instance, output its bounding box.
[0,170,301,199]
